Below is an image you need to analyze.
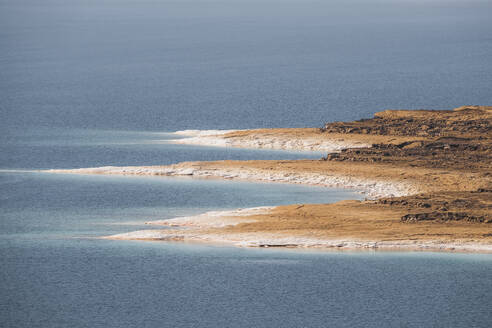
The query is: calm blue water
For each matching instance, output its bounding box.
[1,0,492,327]
[1,0,491,131]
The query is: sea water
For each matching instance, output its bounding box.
[2,0,492,131]
[1,0,492,327]
[1,160,492,328]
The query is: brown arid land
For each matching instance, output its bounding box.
[48,106,492,252]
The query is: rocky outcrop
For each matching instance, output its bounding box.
[322,137,492,170]
[376,190,492,225]
[322,106,492,138]
[400,212,491,223]
[321,107,492,231]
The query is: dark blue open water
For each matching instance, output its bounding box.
[1,0,492,327]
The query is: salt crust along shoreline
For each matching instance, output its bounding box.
[173,129,241,137]
[145,207,275,228]
[107,229,492,253]
[46,164,416,199]
[102,205,492,252]
[169,129,371,152]
[43,130,426,251]
[45,165,490,252]
[99,198,492,253]
[45,165,483,252]
[43,127,420,199]
[104,205,492,252]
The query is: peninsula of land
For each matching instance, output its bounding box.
[48,106,492,252]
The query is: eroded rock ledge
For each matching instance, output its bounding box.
[322,106,492,137]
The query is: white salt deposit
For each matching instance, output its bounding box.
[173,130,241,137]
[106,226,492,252]
[146,207,273,228]
[170,129,370,152]
[46,165,416,198]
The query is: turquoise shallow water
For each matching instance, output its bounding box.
[2,0,492,326]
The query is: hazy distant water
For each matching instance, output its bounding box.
[1,0,492,327]
[1,0,491,131]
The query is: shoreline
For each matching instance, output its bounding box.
[45,162,417,199]
[168,128,419,152]
[104,207,492,253]
[105,231,492,254]
[45,106,492,253]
